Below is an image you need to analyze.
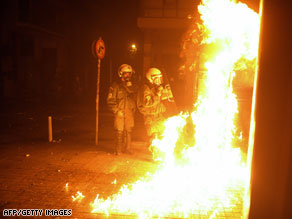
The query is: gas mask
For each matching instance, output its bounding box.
[152,75,163,86]
[122,72,132,87]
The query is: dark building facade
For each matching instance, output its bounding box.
[137,0,197,109]
[0,0,70,100]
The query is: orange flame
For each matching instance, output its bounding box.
[91,0,260,218]
[72,191,85,202]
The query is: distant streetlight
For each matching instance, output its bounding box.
[129,43,137,54]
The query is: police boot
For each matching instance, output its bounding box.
[122,130,127,152]
[115,131,123,155]
[124,131,133,154]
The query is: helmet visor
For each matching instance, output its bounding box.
[151,75,162,85]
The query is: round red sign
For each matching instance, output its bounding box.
[95,37,105,59]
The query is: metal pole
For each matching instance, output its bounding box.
[48,116,53,142]
[95,58,101,145]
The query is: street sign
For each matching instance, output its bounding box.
[93,36,105,145]
[95,37,105,60]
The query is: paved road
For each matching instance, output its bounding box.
[0,98,244,218]
[0,99,156,218]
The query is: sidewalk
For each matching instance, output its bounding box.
[0,98,244,218]
[0,99,154,218]
[0,97,147,145]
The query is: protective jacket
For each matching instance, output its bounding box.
[137,81,166,137]
[107,81,136,132]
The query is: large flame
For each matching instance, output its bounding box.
[91,0,259,218]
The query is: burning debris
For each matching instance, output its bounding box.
[72,191,85,202]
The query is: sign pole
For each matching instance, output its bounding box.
[92,36,105,146]
[95,58,101,145]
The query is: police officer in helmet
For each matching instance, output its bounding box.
[107,64,137,155]
[137,67,166,144]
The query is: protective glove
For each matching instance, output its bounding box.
[156,86,163,97]
[117,110,124,117]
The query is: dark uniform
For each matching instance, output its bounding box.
[137,81,166,139]
[107,81,136,154]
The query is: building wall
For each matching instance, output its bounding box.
[137,0,198,108]
[0,0,69,100]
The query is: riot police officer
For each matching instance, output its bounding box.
[107,64,136,155]
[137,67,166,143]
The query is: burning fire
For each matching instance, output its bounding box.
[65,183,69,192]
[72,191,85,202]
[91,0,259,218]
